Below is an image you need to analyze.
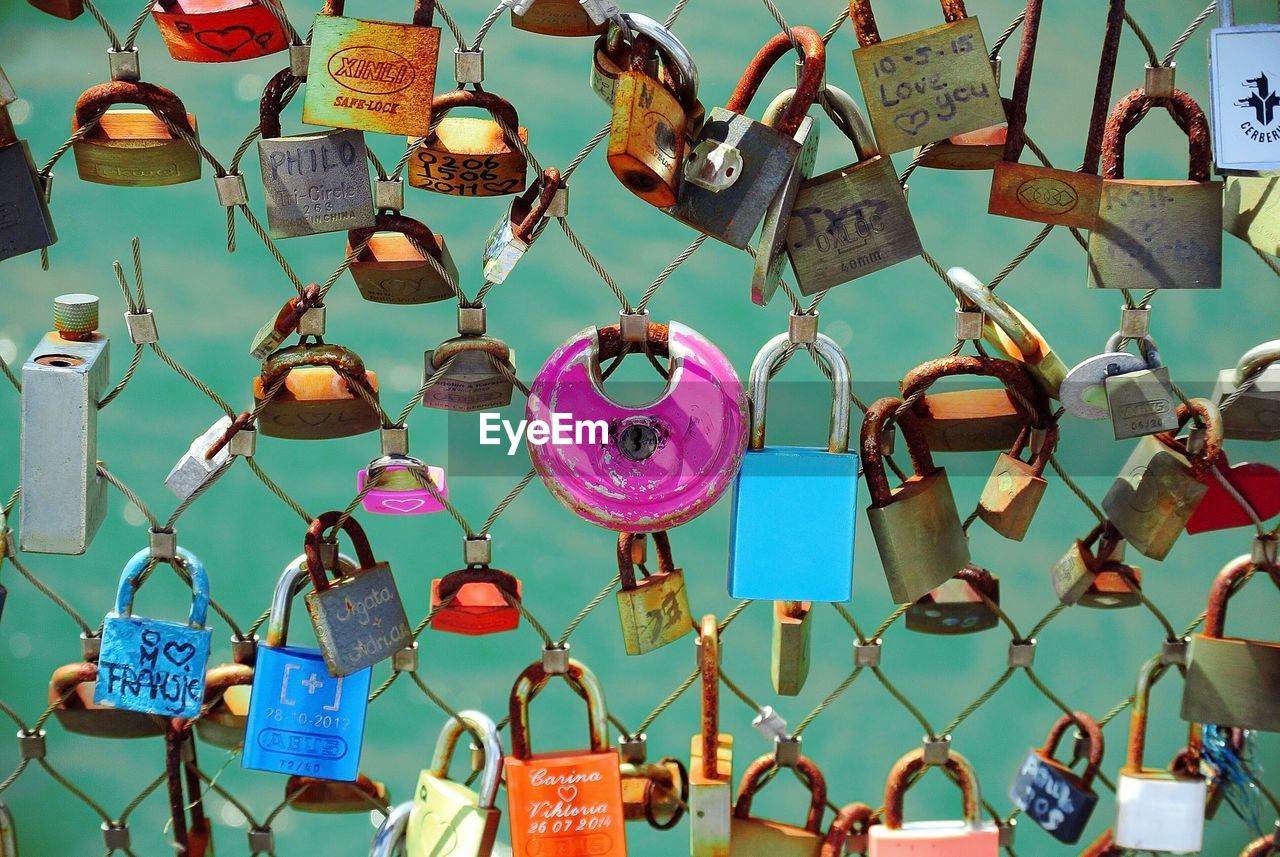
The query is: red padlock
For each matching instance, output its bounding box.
[430,566,522,635]
[151,0,289,63]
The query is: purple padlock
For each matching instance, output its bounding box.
[526,321,748,531]
[357,455,448,515]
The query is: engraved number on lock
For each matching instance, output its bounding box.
[414,151,522,196]
[866,32,988,137]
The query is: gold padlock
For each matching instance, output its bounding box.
[347,213,458,305]
[977,423,1056,541]
[770,601,811,696]
[730,752,827,855]
[72,81,201,187]
[900,354,1048,455]
[408,89,527,197]
[615,531,692,656]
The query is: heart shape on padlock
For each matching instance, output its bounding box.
[1186,453,1280,534]
[557,785,578,803]
[194,25,257,57]
[893,108,931,138]
[382,498,426,513]
[163,641,197,668]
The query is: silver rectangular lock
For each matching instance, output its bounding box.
[1105,366,1179,440]
[1212,364,1280,440]
[1210,0,1280,174]
[164,416,233,501]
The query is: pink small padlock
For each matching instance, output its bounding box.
[357,455,448,515]
[526,320,747,531]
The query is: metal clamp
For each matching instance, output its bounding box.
[618,733,647,765]
[248,826,274,855]
[229,426,256,457]
[80,632,101,661]
[1161,637,1189,666]
[374,178,405,212]
[455,48,484,84]
[17,729,46,760]
[125,310,158,345]
[458,305,487,337]
[230,633,258,664]
[1144,63,1176,99]
[854,639,882,668]
[392,641,419,673]
[922,735,951,765]
[381,427,409,457]
[464,534,492,567]
[620,309,650,343]
[298,306,326,337]
[789,312,818,345]
[542,643,570,675]
[289,44,310,78]
[752,705,788,742]
[1253,534,1278,568]
[774,735,802,767]
[149,528,177,561]
[1120,306,1151,339]
[547,184,569,219]
[955,307,985,341]
[1008,639,1036,668]
[998,819,1016,848]
[101,823,131,852]
[106,48,139,82]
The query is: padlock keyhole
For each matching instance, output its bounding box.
[36,354,85,368]
[617,423,658,461]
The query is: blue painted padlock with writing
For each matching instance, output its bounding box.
[242,553,371,782]
[94,546,212,719]
[728,331,857,601]
[1009,710,1103,845]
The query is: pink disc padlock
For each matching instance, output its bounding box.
[527,321,748,531]
[357,455,448,515]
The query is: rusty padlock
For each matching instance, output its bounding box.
[616,531,692,656]
[72,81,201,187]
[254,341,381,440]
[409,89,528,197]
[906,565,1000,635]
[899,355,1047,454]
[977,423,1056,541]
[347,213,458,304]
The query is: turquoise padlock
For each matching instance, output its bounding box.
[95,546,212,719]
[727,331,857,602]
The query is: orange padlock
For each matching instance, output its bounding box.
[408,89,528,197]
[430,566,522,635]
[150,0,289,63]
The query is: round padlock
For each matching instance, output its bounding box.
[1060,332,1161,420]
[526,321,747,531]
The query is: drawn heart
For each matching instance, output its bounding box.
[194,25,256,56]
[557,785,578,803]
[892,109,931,138]
[163,640,197,667]
[1187,452,1280,534]
[382,497,426,513]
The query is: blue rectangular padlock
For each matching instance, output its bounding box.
[728,333,857,602]
[95,547,212,719]
[242,554,371,782]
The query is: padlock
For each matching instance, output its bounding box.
[1114,656,1206,853]
[72,81,201,187]
[27,0,83,18]
[771,601,811,695]
[243,552,371,780]
[408,710,504,857]
[730,752,827,855]
[372,801,413,857]
[1209,0,1280,175]
[869,748,999,854]
[482,166,561,283]
[666,28,824,248]
[1242,832,1279,857]
[20,294,108,555]
[423,334,514,412]
[430,566,522,636]
[1184,450,1280,534]
[347,213,458,304]
[49,656,167,738]
[304,0,441,137]
[255,341,381,439]
[1088,89,1222,290]
[1009,712,1103,844]
[905,565,1000,635]
[409,90,527,196]
[822,803,876,857]
[358,454,447,515]
[165,725,214,857]
[288,772,389,812]
[900,355,1047,454]
[914,120,1008,171]
[619,756,686,828]
[505,659,627,857]
[616,531,692,655]
[303,511,411,676]
[691,615,733,857]
[729,332,855,600]
[863,396,970,605]
[196,659,254,749]
[0,105,56,262]
[1051,522,1142,608]
[511,0,605,36]
[1212,340,1280,440]
[150,0,288,63]
[849,0,1005,155]
[1102,398,1224,560]
[95,546,213,719]
[257,68,376,239]
[607,24,699,207]
[977,424,1055,541]
[529,321,747,531]
[1224,175,1280,256]
[250,285,323,360]
[1182,554,1280,732]
[165,415,234,502]
[1100,334,1178,440]
[1060,341,1153,423]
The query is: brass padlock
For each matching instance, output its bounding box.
[72,81,201,187]
[0,105,56,262]
[1102,398,1224,560]
[49,656,166,738]
[1088,89,1222,290]
[196,659,254,749]
[906,565,1000,634]
[1212,340,1280,441]
[1101,333,1178,440]
[1050,522,1131,607]
[422,335,514,412]
[862,396,970,604]
[900,354,1048,454]
[1223,175,1280,257]
[731,752,827,855]
[977,424,1056,541]
[254,341,381,439]
[690,615,733,857]
[770,600,811,695]
[620,756,687,829]
[409,89,528,196]
[510,0,606,37]
[1079,558,1143,610]
[347,213,457,304]
[616,531,692,656]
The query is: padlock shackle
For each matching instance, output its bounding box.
[882,747,982,829]
[258,67,300,140]
[202,662,254,699]
[999,0,1043,161]
[49,660,100,698]
[860,396,938,506]
[946,267,1048,373]
[820,801,876,857]
[74,80,196,138]
[725,28,825,138]
[1154,398,1224,479]
[348,213,446,260]
[1041,711,1105,787]
[431,335,511,369]
[900,355,1048,428]
[1103,331,1164,369]
[617,12,699,110]
[304,511,379,592]
[508,659,610,759]
[1007,422,1057,476]
[1218,0,1236,28]
[953,565,1000,600]
[1101,89,1213,181]
[595,322,669,361]
[434,566,520,603]
[850,0,970,47]
[733,752,828,833]
[428,709,503,809]
[1083,0,1127,175]
[1125,654,1189,772]
[1203,554,1278,639]
[504,167,561,243]
[617,531,675,591]
[258,343,375,396]
[113,546,210,630]
[321,0,435,27]
[1235,339,1280,385]
[817,85,878,160]
[746,332,852,454]
[697,614,721,778]
[369,800,413,857]
[266,553,357,648]
[426,89,523,146]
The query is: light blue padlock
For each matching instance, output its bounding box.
[95,546,213,719]
[242,553,371,782]
[727,330,857,602]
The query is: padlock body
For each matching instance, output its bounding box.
[1008,749,1097,844]
[304,562,412,676]
[905,575,999,634]
[1212,365,1280,440]
[0,140,57,261]
[408,773,501,857]
[95,615,212,718]
[852,17,1005,155]
[689,734,733,857]
[304,14,440,137]
[253,368,381,439]
[867,469,970,604]
[910,390,1026,452]
[754,116,818,307]
[728,446,858,602]
[1209,25,1280,175]
[1105,367,1178,440]
[868,821,1000,855]
[616,570,692,655]
[409,117,528,196]
[151,0,289,63]
[1078,564,1142,609]
[989,161,1103,229]
[430,575,522,635]
[977,453,1046,541]
[20,332,108,554]
[51,668,168,737]
[195,684,252,749]
[1181,633,1280,732]
[1088,179,1223,289]
[771,602,811,695]
[242,644,370,781]
[510,0,606,36]
[783,155,920,296]
[729,817,822,856]
[166,416,233,501]
[258,130,376,239]
[73,110,201,186]
[914,125,1007,170]
[480,209,528,284]
[1050,541,1096,606]
[1113,770,1205,852]
[608,71,687,207]
[423,347,514,412]
[349,232,458,305]
[1223,176,1280,256]
[1102,436,1208,560]
[504,749,627,857]
[28,0,84,19]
